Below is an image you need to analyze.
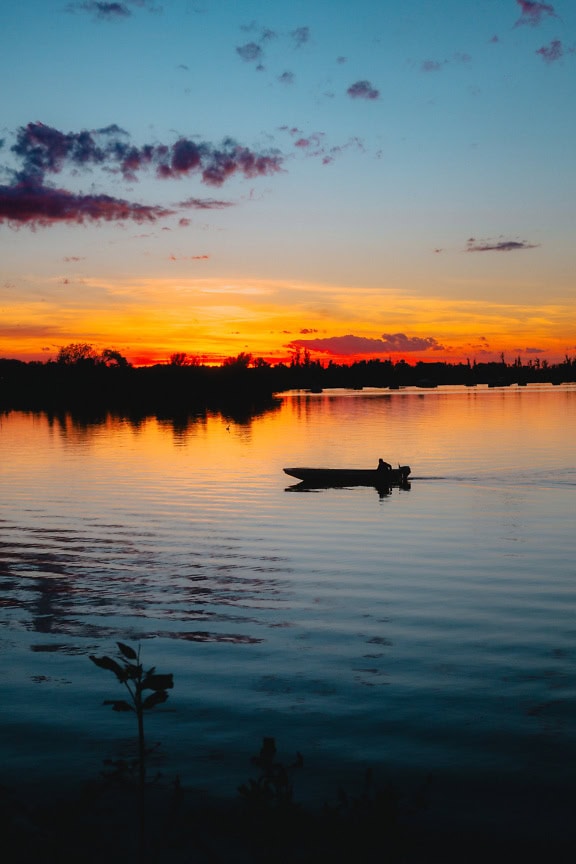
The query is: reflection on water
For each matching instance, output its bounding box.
[1,385,576,834]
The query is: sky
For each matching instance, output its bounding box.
[1,0,575,366]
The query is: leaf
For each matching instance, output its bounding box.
[117,642,138,661]
[143,673,174,692]
[89,655,125,678]
[103,699,134,712]
[142,690,169,710]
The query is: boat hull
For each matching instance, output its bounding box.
[283,466,411,487]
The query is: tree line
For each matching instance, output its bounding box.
[1,343,574,416]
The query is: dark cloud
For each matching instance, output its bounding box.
[514,1,559,27]
[68,2,131,18]
[177,197,233,209]
[287,333,444,356]
[8,122,283,187]
[67,0,160,18]
[1,123,282,227]
[291,26,310,47]
[278,71,295,84]
[466,237,539,252]
[536,39,563,63]
[347,80,380,100]
[0,178,173,228]
[236,42,263,62]
[299,328,318,334]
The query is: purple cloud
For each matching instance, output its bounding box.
[287,333,444,356]
[1,123,283,227]
[177,197,233,209]
[536,39,563,62]
[466,237,539,252]
[514,1,559,27]
[9,122,283,187]
[0,178,173,228]
[347,80,380,100]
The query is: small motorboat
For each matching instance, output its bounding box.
[283,464,411,488]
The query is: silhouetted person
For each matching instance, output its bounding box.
[377,458,392,473]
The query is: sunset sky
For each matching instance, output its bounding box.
[1,0,575,366]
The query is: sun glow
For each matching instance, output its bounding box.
[1,272,574,366]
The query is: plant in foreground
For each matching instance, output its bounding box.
[89,642,173,791]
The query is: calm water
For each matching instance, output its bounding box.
[1,385,576,830]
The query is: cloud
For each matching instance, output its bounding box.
[70,2,132,19]
[466,237,539,252]
[278,71,295,85]
[177,196,233,209]
[421,59,444,72]
[0,178,174,228]
[286,333,445,356]
[236,42,263,62]
[514,1,559,28]
[169,254,209,261]
[536,39,563,63]
[347,80,380,100]
[67,0,160,18]
[8,122,284,187]
[291,26,310,48]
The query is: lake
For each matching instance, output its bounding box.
[1,384,575,837]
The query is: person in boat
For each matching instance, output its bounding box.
[377,458,392,473]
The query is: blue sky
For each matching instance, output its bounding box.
[1,0,575,365]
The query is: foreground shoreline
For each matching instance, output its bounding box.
[4,768,576,863]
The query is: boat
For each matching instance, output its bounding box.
[283,464,411,488]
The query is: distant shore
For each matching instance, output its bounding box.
[1,355,574,417]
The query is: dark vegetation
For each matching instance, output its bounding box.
[1,344,575,417]
[3,642,575,863]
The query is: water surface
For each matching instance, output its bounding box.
[1,385,575,832]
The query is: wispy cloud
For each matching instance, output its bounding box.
[235,23,309,70]
[347,80,380,100]
[177,197,234,209]
[421,59,445,72]
[536,39,564,63]
[514,1,559,28]
[466,237,539,252]
[291,26,310,48]
[169,254,209,261]
[287,333,445,356]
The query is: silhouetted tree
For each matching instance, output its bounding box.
[101,348,130,367]
[222,352,252,369]
[57,343,99,365]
